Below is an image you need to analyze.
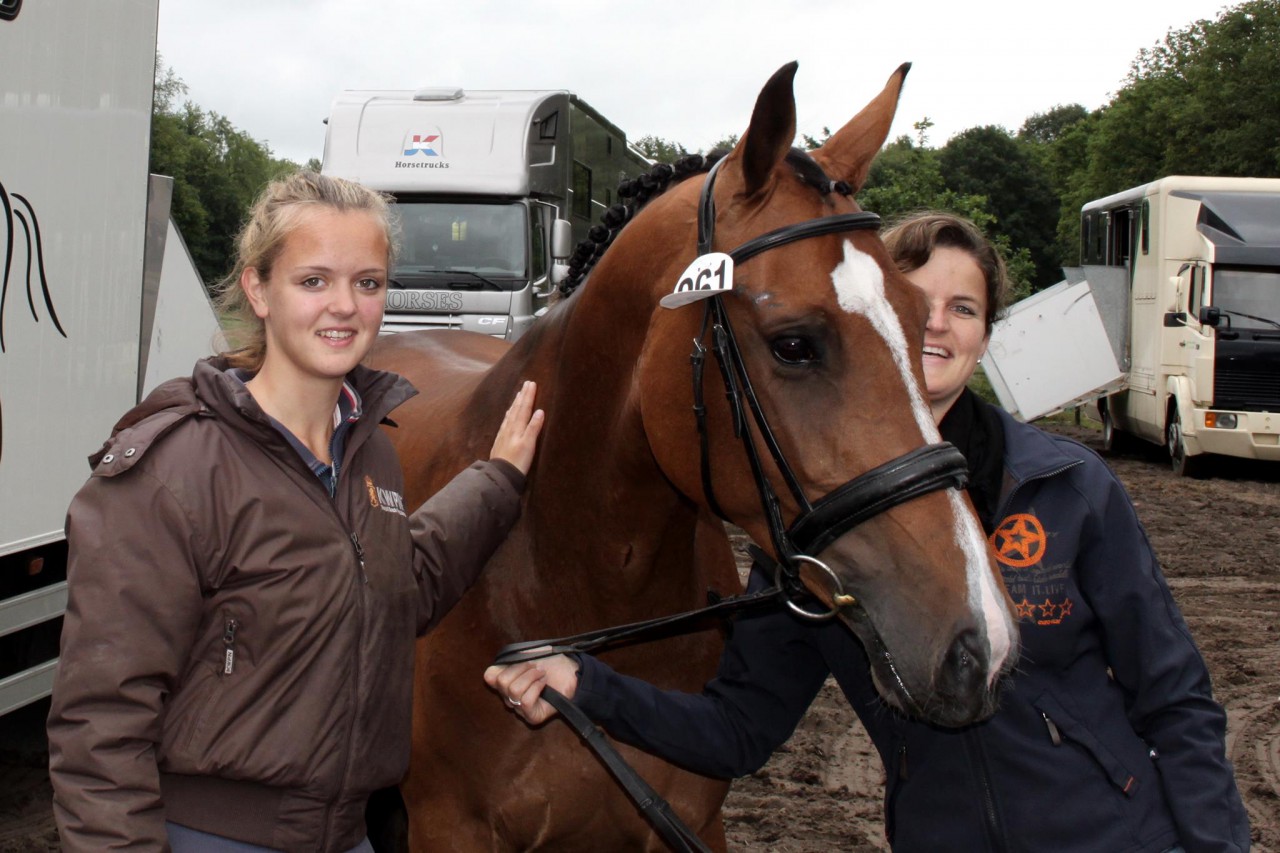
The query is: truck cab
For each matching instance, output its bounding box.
[322,88,648,340]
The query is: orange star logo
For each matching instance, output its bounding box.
[1013,598,1037,621]
[990,513,1046,568]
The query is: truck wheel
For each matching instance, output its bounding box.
[1100,401,1132,456]
[1166,408,1206,478]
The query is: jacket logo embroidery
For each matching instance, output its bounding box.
[365,475,406,517]
[990,513,1046,568]
[1013,595,1074,625]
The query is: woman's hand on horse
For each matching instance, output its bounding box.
[490,380,545,475]
[483,654,580,726]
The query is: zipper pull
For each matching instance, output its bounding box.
[897,744,909,781]
[223,618,238,675]
[1041,712,1062,746]
[350,531,369,584]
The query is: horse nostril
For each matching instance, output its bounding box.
[941,628,986,699]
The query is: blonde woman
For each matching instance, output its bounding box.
[48,172,543,852]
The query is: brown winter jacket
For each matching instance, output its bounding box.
[47,357,523,852]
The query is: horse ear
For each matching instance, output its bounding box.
[812,63,911,193]
[732,62,799,198]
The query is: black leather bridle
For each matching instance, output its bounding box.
[687,156,970,619]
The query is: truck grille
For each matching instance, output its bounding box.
[1215,368,1280,411]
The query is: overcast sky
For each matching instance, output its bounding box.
[157,0,1230,166]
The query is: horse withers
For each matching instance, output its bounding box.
[369,62,1019,851]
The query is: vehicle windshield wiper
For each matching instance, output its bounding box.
[1217,307,1280,330]
[390,268,504,291]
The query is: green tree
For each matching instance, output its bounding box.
[939,126,1061,288]
[1019,106,1095,267]
[633,135,689,163]
[858,137,1036,302]
[150,60,300,287]
[1018,104,1090,146]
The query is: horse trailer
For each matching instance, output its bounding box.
[983,176,1280,477]
[0,0,219,716]
[321,88,650,340]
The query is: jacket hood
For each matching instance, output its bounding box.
[89,357,417,476]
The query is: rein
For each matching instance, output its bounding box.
[493,156,971,851]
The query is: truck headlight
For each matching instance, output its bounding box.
[1205,412,1237,429]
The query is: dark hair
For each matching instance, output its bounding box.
[881,212,1010,335]
[213,171,399,371]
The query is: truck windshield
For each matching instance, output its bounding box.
[395,202,527,278]
[1212,267,1280,330]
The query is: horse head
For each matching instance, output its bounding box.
[594,63,1018,726]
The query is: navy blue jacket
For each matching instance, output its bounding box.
[576,409,1249,852]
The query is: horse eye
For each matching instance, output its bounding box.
[770,336,818,365]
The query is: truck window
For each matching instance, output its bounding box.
[572,161,592,220]
[395,201,528,278]
[1188,265,1203,313]
[1140,199,1150,255]
[1211,267,1280,331]
[529,214,547,283]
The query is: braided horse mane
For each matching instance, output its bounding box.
[558,148,853,296]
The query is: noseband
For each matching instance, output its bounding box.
[688,157,970,619]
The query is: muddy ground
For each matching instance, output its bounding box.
[3,421,1277,851]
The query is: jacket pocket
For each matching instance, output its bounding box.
[178,612,240,754]
[1034,691,1141,797]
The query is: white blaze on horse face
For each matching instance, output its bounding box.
[830,241,1014,680]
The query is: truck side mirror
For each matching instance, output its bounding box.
[1198,306,1221,327]
[551,219,573,260]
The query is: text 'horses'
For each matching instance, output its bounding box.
[370,62,1019,851]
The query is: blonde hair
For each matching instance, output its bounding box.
[213,171,399,371]
[881,212,1010,335]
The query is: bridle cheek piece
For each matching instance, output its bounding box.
[688,157,971,620]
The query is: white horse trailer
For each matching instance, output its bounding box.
[0,0,220,715]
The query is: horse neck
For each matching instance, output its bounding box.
[498,242,704,598]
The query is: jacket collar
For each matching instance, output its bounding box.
[90,358,417,474]
[994,406,1084,489]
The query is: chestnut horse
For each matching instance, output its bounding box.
[369,63,1018,851]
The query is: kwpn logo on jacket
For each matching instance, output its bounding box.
[990,513,1046,568]
[365,475,406,517]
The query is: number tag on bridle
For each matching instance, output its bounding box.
[659,252,734,308]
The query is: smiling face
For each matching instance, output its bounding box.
[242,207,389,387]
[907,245,990,423]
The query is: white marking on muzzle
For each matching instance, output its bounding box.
[831,242,1014,680]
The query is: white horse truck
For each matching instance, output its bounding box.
[982,176,1280,477]
[321,87,650,340]
[0,0,219,716]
